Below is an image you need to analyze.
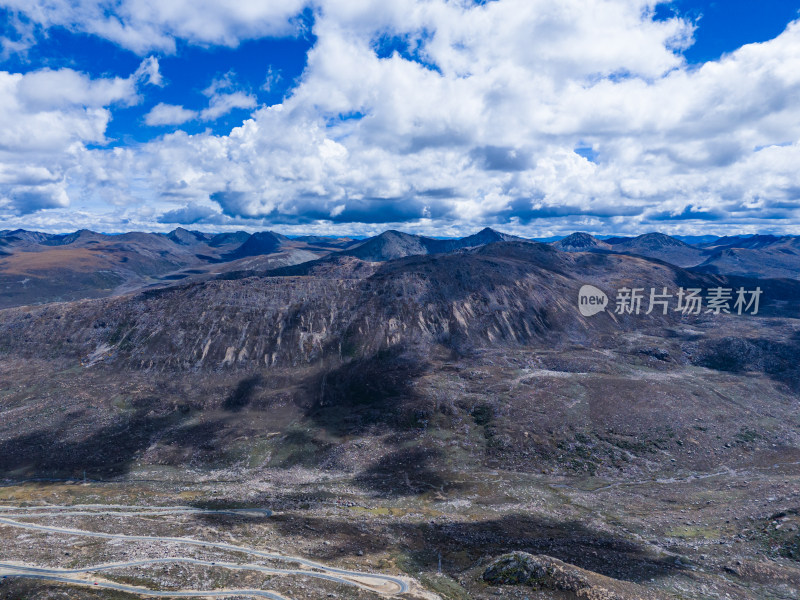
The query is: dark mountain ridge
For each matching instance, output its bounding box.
[223,231,289,260]
[699,234,785,250]
[341,227,527,261]
[164,227,212,246]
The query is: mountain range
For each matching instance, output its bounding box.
[1,226,799,309]
[2,234,799,492]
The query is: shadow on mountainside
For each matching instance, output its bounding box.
[267,510,684,584]
[0,405,187,479]
[305,348,430,437]
[354,446,453,496]
[222,374,264,411]
[691,332,800,392]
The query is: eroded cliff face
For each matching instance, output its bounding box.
[1,242,798,374]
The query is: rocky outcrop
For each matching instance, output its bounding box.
[482,552,665,599]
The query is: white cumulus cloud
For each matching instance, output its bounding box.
[0,57,162,215]
[145,103,198,126]
[2,0,800,235]
[0,0,309,54]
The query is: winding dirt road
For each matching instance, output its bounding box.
[0,504,410,599]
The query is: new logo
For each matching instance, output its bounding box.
[578,285,608,317]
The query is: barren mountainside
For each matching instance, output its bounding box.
[5,241,797,372]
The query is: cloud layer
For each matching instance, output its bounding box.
[0,56,160,214]
[0,0,307,54]
[1,0,799,235]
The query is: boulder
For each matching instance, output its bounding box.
[482,552,665,600]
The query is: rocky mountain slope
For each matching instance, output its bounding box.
[8,240,797,371]
[692,236,800,279]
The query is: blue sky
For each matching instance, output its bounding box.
[657,0,800,63]
[0,0,799,237]
[0,7,315,142]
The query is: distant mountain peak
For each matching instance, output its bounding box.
[553,232,611,252]
[166,227,208,245]
[341,227,527,261]
[476,226,502,236]
[460,227,522,246]
[207,231,251,248]
[223,231,288,260]
[606,232,704,267]
[48,229,104,246]
[627,232,690,248]
[381,229,417,239]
